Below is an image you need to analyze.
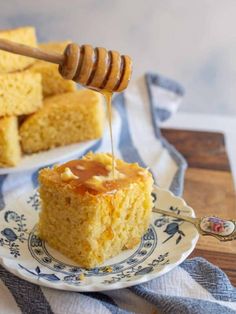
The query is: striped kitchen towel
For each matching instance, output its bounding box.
[0,74,235,314]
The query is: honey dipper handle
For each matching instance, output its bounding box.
[0,38,64,65]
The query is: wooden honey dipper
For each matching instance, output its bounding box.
[0,39,132,92]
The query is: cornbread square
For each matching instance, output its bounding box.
[30,41,76,97]
[0,27,37,73]
[0,116,21,167]
[20,90,104,154]
[0,70,42,117]
[38,153,153,268]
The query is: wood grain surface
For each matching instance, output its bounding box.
[162,129,236,286]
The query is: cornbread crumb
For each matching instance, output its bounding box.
[0,27,37,73]
[0,70,42,117]
[92,168,125,182]
[0,116,21,167]
[103,266,113,273]
[20,90,104,154]
[105,189,117,194]
[138,170,148,176]
[106,164,113,171]
[61,167,79,181]
[76,165,85,170]
[30,41,76,97]
[38,152,153,268]
[124,236,140,249]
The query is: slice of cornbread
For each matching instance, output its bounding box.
[0,70,42,117]
[20,90,104,154]
[0,116,21,167]
[0,26,37,73]
[38,152,153,268]
[30,41,76,96]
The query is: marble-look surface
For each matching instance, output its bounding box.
[1,0,236,115]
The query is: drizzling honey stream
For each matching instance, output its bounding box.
[101,91,115,178]
[59,44,132,178]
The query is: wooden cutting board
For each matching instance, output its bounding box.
[161,129,236,286]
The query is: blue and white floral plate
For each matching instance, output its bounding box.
[0,186,199,291]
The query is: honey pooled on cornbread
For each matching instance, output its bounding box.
[38,152,153,268]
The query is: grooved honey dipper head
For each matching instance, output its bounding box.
[59,43,132,92]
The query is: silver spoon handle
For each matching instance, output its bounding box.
[153,208,236,242]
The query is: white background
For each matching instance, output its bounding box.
[2,0,236,115]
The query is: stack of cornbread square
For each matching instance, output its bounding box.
[0,27,104,168]
[0,26,41,167]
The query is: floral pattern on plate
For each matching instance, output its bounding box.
[0,186,199,291]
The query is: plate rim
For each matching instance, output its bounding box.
[0,140,97,175]
[0,186,199,292]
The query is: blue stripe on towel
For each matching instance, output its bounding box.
[146,73,184,96]
[145,73,187,196]
[161,138,187,196]
[131,284,235,314]
[181,258,236,302]
[31,168,42,188]
[0,175,7,210]
[0,265,53,314]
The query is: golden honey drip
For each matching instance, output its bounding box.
[101,91,115,178]
[59,45,132,175]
